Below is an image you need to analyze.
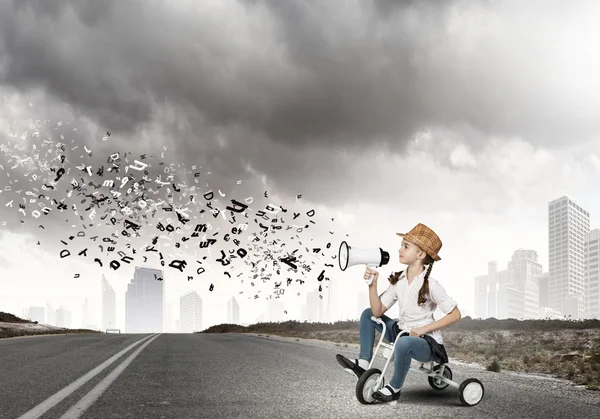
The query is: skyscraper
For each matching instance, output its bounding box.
[227,296,239,324]
[495,268,522,319]
[585,229,600,319]
[548,196,590,318]
[179,291,202,333]
[56,306,72,328]
[102,275,117,331]
[508,249,543,318]
[125,267,164,333]
[474,254,543,320]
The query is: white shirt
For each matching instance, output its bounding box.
[379,269,457,345]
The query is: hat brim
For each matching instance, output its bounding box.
[396,232,441,261]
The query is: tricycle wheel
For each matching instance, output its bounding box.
[459,378,484,406]
[428,365,452,390]
[355,368,384,404]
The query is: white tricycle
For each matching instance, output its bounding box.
[355,316,485,406]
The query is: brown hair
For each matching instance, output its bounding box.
[387,253,435,305]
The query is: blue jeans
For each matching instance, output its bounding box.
[359,308,434,389]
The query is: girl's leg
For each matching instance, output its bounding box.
[358,308,395,362]
[389,336,434,390]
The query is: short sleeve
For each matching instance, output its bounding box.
[379,284,398,310]
[429,277,457,314]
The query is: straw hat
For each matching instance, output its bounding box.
[396,223,442,261]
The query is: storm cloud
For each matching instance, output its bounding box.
[1,0,599,214]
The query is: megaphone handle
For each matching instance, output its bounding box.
[365,263,377,286]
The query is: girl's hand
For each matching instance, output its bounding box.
[364,266,379,286]
[410,326,427,337]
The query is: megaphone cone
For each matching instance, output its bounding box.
[338,241,390,272]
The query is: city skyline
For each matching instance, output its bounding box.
[18,191,600,333]
[11,193,600,332]
[7,187,593,329]
[474,195,600,321]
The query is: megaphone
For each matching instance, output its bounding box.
[338,241,390,285]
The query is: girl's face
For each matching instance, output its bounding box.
[398,240,423,264]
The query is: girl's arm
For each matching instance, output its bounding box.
[414,278,461,335]
[423,306,461,333]
[410,306,461,336]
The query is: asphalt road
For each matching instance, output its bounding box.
[0,332,598,419]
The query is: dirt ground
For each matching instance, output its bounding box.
[247,328,600,391]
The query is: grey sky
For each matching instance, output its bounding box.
[2,0,600,327]
[3,1,599,170]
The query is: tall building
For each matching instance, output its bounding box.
[507,250,543,318]
[495,268,523,319]
[474,253,542,320]
[585,229,600,319]
[227,297,239,324]
[548,196,590,318]
[55,306,72,328]
[179,291,202,333]
[125,267,164,333]
[102,275,117,331]
[28,306,45,324]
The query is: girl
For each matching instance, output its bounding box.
[336,223,461,403]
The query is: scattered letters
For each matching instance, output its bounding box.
[0,119,348,302]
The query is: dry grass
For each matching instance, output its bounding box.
[203,317,600,391]
[0,311,101,339]
[0,328,102,339]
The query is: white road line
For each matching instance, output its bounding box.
[16,334,156,419]
[59,333,161,418]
